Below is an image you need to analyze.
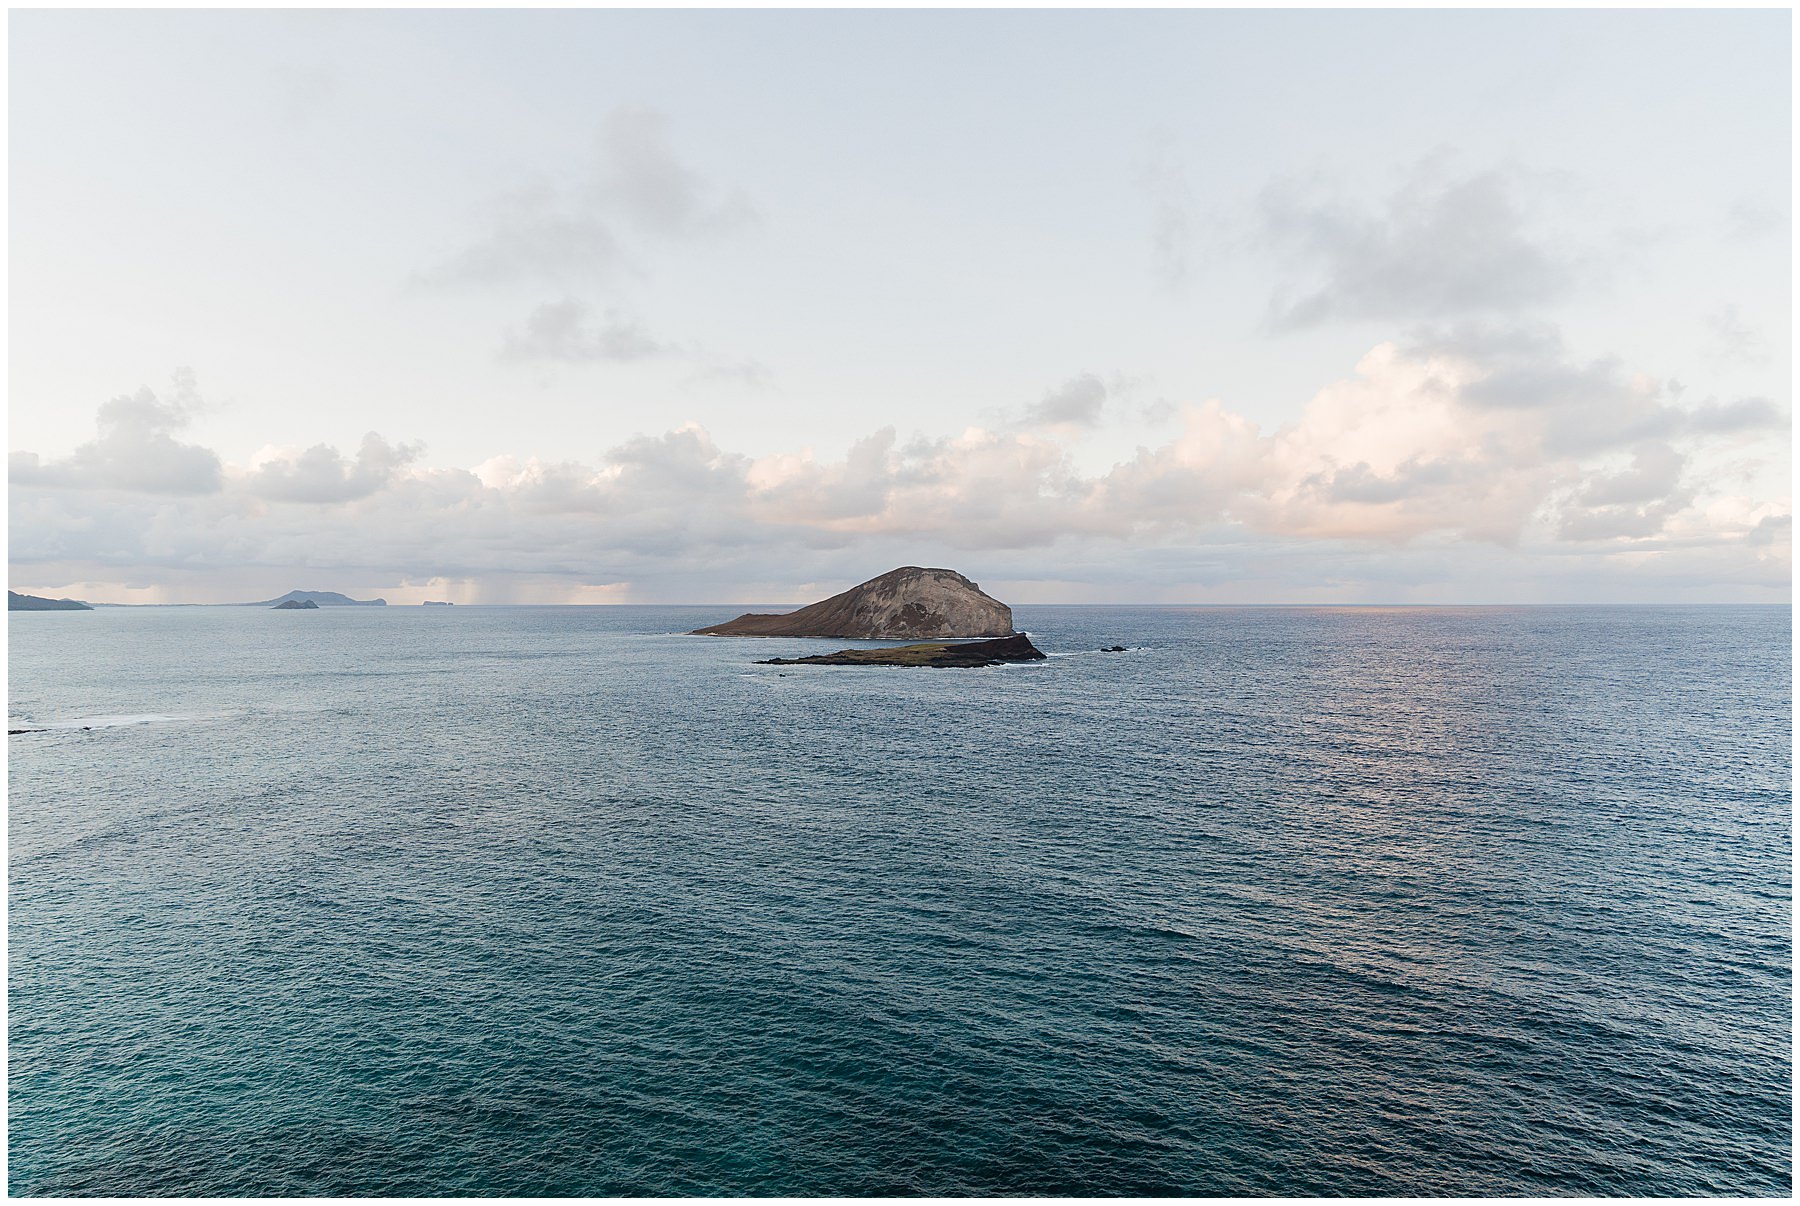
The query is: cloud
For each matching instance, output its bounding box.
[1232,343,1558,545]
[1139,135,1194,290]
[422,182,630,288]
[249,433,423,503]
[501,300,674,363]
[690,357,774,389]
[499,297,771,386]
[1020,373,1109,428]
[590,107,755,239]
[1689,395,1784,434]
[1747,514,1791,548]
[10,337,1788,601]
[1725,201,1786,243]
[1576,441,1686,507]
[1260,161,1574,329]
[1555,440,1695,543]
[1704,304,1769,367]
[421,107,752,289]
[1408,322,1761,457]
[747,428,898,524]
[9,372,222,494]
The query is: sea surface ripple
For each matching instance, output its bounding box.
[7,604,1791,1195]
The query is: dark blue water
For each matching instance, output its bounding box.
[8,604,1792,1195]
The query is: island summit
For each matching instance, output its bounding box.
[693,566,1015,639]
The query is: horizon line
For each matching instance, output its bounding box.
[21,599,1794,610]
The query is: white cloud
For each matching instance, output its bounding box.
[8,373,221,494]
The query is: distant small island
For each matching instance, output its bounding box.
[272,599,320,610]
[8,590,93,611]
[423,600,454,606]
[695,567,1014,639]
[759,633,1046,668]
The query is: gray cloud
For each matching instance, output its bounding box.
[1689,395,1785,434]
[1304,458,1466,507]
[250,433,423,503]
[500,298,771,387]
[1725,201,1786,243]
[1558,495,1694,543]
[1747,514,1791,548]
[1473,357,1677,457]
[422,183,630,288]
[421,107,751,289]
[590,107,755,239]
[1410,322,1781,458]
[1139,135,1194,290]
[1261,162,1574,329]
[502,300,674,363]
[689,357,774,389]
[1704,304,1769,367]
[1576,441,1686,507]
[1021,373,1108,428]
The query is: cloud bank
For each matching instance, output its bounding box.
[10,335,1788,604]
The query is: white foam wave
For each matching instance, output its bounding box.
[45,714,184,730]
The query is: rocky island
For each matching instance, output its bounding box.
[759,633,1046,668]
[272,599,320,610]
[693,567,1015,639]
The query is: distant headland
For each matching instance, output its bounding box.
[8,590,93,611]
[693,567,1015,639]
[244,590,386,608]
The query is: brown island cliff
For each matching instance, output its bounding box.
[694,566,1047,666]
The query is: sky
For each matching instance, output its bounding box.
[7,8,1791,605]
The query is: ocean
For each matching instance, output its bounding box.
[7,603,1791,1195]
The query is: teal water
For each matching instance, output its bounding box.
[8,604,1792,1195]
